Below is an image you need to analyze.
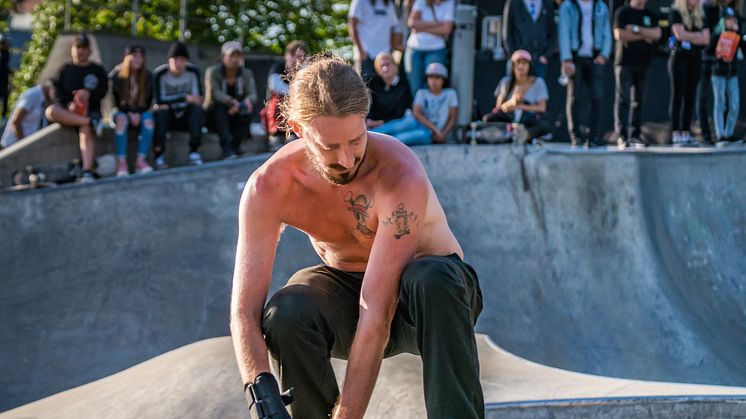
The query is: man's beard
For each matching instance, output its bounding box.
[304,143,367,186]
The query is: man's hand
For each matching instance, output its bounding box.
[432,129,445,143]
[245,373,293,419]
[594,55,607,65]
[562,60,576,76]
[539,55,548,65]
[186,95,203,105]
[243,98,254,114]
[229,99,240,116]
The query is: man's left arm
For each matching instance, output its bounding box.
[333,166,429,419]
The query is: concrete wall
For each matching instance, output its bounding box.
[2,144,746,411]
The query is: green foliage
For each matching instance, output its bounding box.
[0,0,12,34]
[9,0,350,109]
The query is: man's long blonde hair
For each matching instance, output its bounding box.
[672,0,704,29]
[280,55,370,127]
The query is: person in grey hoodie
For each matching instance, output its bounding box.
[502,0,556,78]
[558,0,612,146]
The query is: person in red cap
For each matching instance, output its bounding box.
[45,33,109,182]
[482,50,551,142]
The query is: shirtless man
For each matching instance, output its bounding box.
[230,56,484,419]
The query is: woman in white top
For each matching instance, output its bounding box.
[348,0,403,81]
[405,0,455,96]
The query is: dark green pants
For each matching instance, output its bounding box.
[262,254,484,419]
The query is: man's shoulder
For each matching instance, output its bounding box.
[368,133,425,181]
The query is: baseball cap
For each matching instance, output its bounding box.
[425,62,448,78]
[168,42,190,60]
[511,49,532,63]
[221,41,243,56]
[124,44,145,56]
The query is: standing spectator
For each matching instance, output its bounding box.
[152,42,205,168]
[405,0,455,96]
[483,50,552,142]
[669,0,710,146]
[204,41,258,159]
[0,35,10,120]
[612,0,661,148]
[45,33,108,182]
[1,81,54,148]
[558,0,612,146]
[502,0,556,79]
[367,52,412,129]
[262,40,308,150]
[109,45,154,177]
[348,0,403,81]
[373,62,457,145]
[708,7,746,146]
[699,0,740,144]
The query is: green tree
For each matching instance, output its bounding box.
[9,0,350,108]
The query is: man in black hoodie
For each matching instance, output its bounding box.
[45,33,108,182]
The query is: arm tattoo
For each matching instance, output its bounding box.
[344,191,375,238]
[382,203,421,239]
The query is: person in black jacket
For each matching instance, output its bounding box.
[45,33,108,182]
[152,42,205,168]
[502,0,556,78]
[707,7,746,146]
[109,45,154,176]
[366,52,412,129]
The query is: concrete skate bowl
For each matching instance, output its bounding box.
[2,144,746,416]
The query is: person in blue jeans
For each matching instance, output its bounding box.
[373,62,458,145]
[405,0,455,96]
[109,45,154,176]
[707,7,746,146]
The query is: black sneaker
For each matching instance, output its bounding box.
[628,137,646,149]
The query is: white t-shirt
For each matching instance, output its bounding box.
[578,0,594,57]
[413,87,458,130]
[406,0,455,51]
[349,0,399,60]
[1,85,47,148]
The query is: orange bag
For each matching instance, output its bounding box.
[716,31,740,63]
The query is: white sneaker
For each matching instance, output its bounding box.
[154,155,168,170]
[79,171,95,183]
[672,132,683,147]
[189,151,203,166]
[681,133,698,147]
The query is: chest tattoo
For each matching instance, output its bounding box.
[344,191,375,238]
[382,203,420,239]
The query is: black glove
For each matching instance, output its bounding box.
[245,372,294,419]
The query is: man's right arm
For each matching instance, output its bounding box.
[230,170,284,384]
[12,107,28,140]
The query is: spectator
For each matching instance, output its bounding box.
[204,41,258,159]
[483,50,551,142]
[699,0,740,144]
[1,81,54,148]
[367,52,412,129]
[405,0,455,96]
[152,42,205,168]
[558,0,612,146]
[502,0,556,78]
[372,62,457,145]
[109,44,154,177]
[45,33,108,182]
[0,35,10,120]
[348,0,403,81]
[669,0,710,146]
[707,7,746,146]
[612,0,661,148]
[263,40,308,150]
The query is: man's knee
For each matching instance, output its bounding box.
[262,285,324,345]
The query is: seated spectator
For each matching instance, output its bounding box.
[204,41,258,158]
[1,80,54,148]
[45,33,108,182]
[348,0,403,81]
[152,42,205,168]
[405,0,455,96]
[109,44,154,176]
[262,40,308,150]
[483,50,551,142]
[372,62,457,145]
[707,7,746,146]
[366,52,412,129]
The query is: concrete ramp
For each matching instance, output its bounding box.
[2,144,746,414]
[3,335,745,419]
